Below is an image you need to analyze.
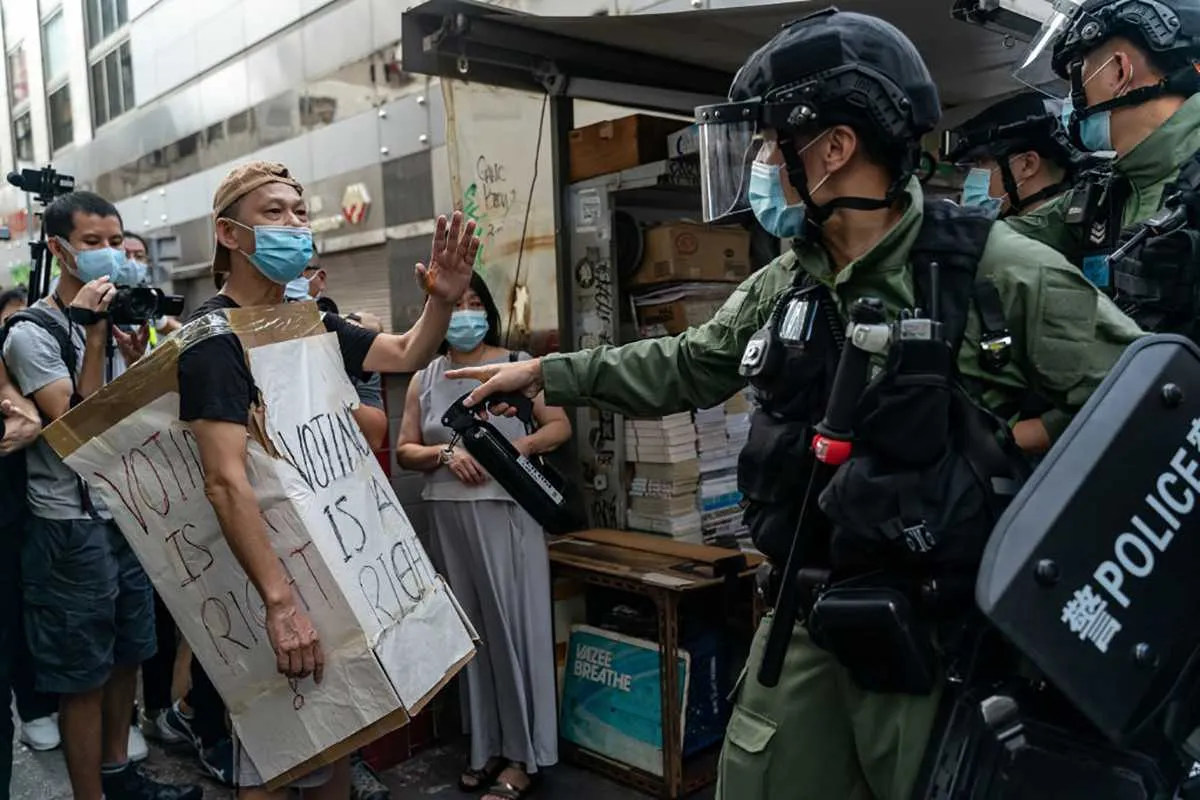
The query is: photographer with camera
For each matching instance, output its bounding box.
[1,190,201,800]
[123,231,181,344]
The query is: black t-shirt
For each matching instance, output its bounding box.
[178,294,379,425]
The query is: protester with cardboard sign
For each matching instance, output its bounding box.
[177,160,480,798]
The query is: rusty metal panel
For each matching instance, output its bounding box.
[442,79,560,355]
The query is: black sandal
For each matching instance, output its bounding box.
[483,769,543,799]
[459,757,508,793]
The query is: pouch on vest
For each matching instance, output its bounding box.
[820,389,1022,601]
[854,333,954,467]
[816,201,1030,604]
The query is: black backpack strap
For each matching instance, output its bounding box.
[2,307,81,406]
[909,200,996,358]
[0,307,97,518]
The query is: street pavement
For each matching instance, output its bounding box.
[10,734,715,799]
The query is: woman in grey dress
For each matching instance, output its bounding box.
[395,273,570,800]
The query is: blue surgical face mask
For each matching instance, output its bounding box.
[285,275,312,301]
[229,220,314,284]
[446,309,489,352]
[748,161,806,239]
[111,257,148,287]
[959,168,1003,216]
[57,238,126,282]
[1061,95,1112,153]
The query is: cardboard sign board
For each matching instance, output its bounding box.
[44,304,477,787]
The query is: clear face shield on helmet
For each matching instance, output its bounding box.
[1012,0,1089,97]
[695,99,764,223]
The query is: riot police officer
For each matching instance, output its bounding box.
[1007,0,1200,289]
[446,10,1142,798]
[946,92,1085,219]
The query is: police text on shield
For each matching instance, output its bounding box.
[1064,417,1200,654]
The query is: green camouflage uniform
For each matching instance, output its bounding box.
[1007,93,1200,264]
[541,179,1142,799]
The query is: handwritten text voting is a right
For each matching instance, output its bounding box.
[65,331,474,783]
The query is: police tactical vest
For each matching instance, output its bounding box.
[1109,148,1200,339]
[737,273,842,565]
[739,201,1031,592]
[1065,164,1131,293]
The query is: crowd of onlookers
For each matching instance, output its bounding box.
[2,163,564,800]
[0,184,395,800]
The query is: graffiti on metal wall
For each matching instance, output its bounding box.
[461,156,521,271]
[572,246,619,528]
[444,80,557,353]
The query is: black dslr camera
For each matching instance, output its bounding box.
[8,165,75,204]
[109,286,184,326]
[8,165,76,305]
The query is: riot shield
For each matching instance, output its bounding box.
[978,334,1200,748]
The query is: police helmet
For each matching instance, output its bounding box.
[1050,0,1200,80]
[1015,0,1200,148]
[945,92,1084,213]
[695,8,940,224]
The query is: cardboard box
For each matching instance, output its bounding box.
[630,223,752,287]
[635,291,732,337]
[569,114,688,183]
[44,304,477,788]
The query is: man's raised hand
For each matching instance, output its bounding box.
[416,211,481,304]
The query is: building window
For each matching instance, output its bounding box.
[48,85,73,152]
[85,0,128,49]
[7,45,28,105]
[13,111,32,162]
[42,12,68,83]
[1,0,31,47]
[90,41,133,128]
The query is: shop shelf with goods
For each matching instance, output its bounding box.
[563,124,780,540]
[694,390,754,552]
[624,412,703,544]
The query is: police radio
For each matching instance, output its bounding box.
[441,393,586,536]
[739,282,824,396]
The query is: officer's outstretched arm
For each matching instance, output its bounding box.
[537,263,788,417]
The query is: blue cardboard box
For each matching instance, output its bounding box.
[559,625,724,776]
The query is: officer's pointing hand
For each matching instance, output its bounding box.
[447,358,545,417]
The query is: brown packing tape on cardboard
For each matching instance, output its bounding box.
[45,302,477,789]
[45,303,322,458]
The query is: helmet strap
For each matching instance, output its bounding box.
[778,133,906,232]
[997,157,1025,213]
[1067,59,1200,140]
[992,146,1071,215]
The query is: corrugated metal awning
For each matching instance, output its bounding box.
[401,0,1040,115]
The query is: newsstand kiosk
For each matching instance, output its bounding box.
[399,1,1048,795]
